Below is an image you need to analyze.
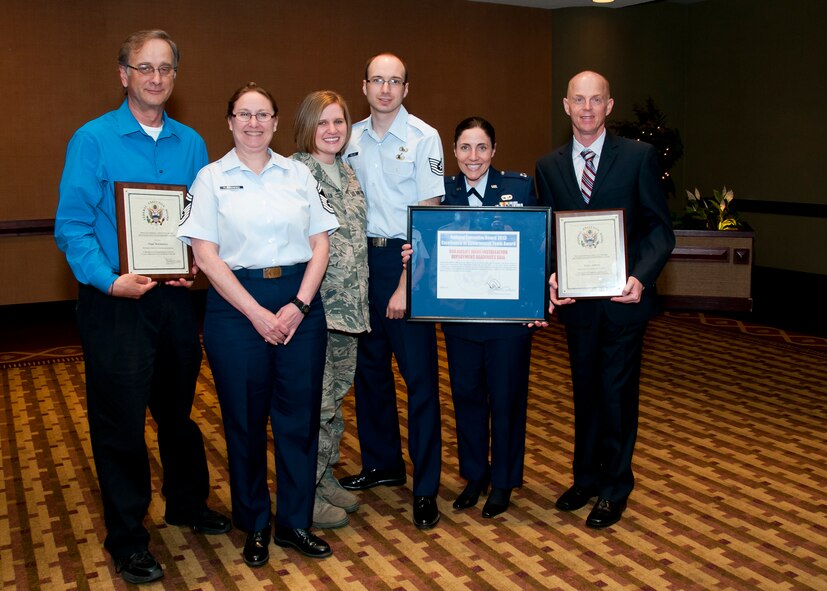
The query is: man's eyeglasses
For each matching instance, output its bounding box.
[231,112,276,122]
[366,76,405,87]
[570,96,606,107]
[126,64,176,77]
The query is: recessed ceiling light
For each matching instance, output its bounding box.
[593,0,615,4]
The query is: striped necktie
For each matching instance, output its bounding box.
[580,149,596,204]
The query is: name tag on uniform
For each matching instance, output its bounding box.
[220,185,244,190]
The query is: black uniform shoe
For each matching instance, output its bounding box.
[339,468,407,491]
[243,527,271,567]
[555,486,597,511]
[115,550,164,584]
[273,526,332,558]
[413,496,440,529]
[481,488,512,518]
[585,498,627,529]
[166,506,232,535]
[452,478,490,510]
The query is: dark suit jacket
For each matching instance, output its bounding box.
[442,167,538,341]
[535,133,675,326]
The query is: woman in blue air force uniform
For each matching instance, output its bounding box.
[440,116,538,517]
[178,83,337,566]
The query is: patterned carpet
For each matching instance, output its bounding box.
[662,312,827,353]
[1,315,825,590]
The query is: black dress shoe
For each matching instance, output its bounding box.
[339,468,406,491]
[413,495,440,529]
[586,498,627,529]
[273,526,332,558]
[166,506,232,534]
[243,527,271,567]
[452,478,490,510]
[481,488,512,518]
[115,550,164,584]
[555,485,597,511]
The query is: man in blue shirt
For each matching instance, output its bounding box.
[55,30,230,585]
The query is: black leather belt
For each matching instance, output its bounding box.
[368,237,404,247]
[233,263,306,279]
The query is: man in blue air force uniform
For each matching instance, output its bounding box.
[340,52,445,530]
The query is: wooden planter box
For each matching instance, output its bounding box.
[657,229,754,312]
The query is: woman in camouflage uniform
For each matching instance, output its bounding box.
[292,91,370,529]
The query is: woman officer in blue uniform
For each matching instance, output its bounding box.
[178,83,338,565]
[433,116,539,517]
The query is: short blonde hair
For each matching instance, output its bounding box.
[293,90,352,155]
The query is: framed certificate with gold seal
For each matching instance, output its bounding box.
[554,208,627,299]
[114,182,194,280]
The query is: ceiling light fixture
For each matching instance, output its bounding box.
[592,0,615,4]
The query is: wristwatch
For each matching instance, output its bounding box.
[291,297,310,315]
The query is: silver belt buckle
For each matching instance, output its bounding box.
[262,267,282,279]
[370,237,388,247]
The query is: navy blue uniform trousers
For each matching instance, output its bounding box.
[77,283,209,560]
[203,271,325,532]
[354,240,441,496]
[443,329,533,489]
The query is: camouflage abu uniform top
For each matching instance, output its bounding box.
[291,152,370,334]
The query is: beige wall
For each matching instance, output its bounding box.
[0,0,552,305]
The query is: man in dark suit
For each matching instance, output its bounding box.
[535,71,675,528]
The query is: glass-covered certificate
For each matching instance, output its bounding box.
[407,206,550,323]
[555,209,627,299]
[114,182,194,280]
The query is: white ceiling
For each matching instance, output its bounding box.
[467,0,663,9]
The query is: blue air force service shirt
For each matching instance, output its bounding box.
[177,148,338,269]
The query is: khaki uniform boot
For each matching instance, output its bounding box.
[312,495,348,529]
[319,470,360,513]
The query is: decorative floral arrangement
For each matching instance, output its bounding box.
[679,186,746,231]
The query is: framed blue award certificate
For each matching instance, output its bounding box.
[406,206,551,323]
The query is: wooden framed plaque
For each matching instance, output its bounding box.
[114,182,194,280]
[555,208,628,299]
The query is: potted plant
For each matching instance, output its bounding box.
[678,186,746,231]
[658,186,755,311]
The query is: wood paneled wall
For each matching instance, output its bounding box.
[0,0,553,305]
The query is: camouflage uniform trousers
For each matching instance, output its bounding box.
[316,330,359,483]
